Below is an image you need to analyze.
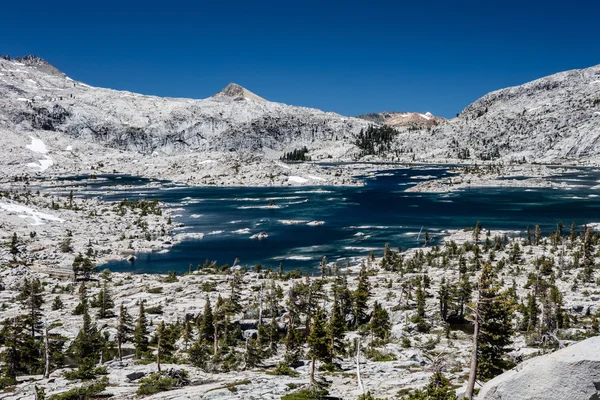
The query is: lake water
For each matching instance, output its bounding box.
[56,165,600,274]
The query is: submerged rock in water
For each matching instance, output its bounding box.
[478,335,600,400]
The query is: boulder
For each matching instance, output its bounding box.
[243,329,259,340]
[478,336,600,400]
[126,371,145,381]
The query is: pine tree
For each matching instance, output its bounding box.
[570,221,577,243]
[352,265,371,327]
[403,371,457,399]
[265,315,280,354]
[96,283,115,318]
[473,221,482,245]
[188,337,212,370]
[68,306,105,378]
[370,301,391,341]
[200,296,214,340]
[307,309,331,388]
[332,275,353,321]
[534,225,542,246]
[116,303,133,361]
[476,264,515,381]
[455,275,472,321]
[72,282,88,315]
[51,296,64,311]
[524,292,539,332]
[225,273,243,315]
[413,279,429,333]
[284,314,305,367]
[245,337,266,369]
[327,294,346,357]
[133,301,149,358]
[17,278,44,338]
[320,256,327,278]
[438,277,451,321]
[9,232,19,256]
[287,279,326,337]
[0,317,27,378]
[181,319,193,351]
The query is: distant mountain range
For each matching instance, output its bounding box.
[1,54,599,164]
[357,111,445,127]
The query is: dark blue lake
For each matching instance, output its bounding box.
[55,165,600,274]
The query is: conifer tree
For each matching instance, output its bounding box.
[116,303,133,361]
[352,265,371,327]
[17,278,44,338]
[332,275,353,321]
[320,256,327,278]
[181,319,193,351]
[403,371,457,400]
[225,273,243,315]
[51,296,64,311]
[438,277,451,322]
[287,279,326,337]
[133,301,149,358]
[96,283,115,318]
[473,221,482,245]
[476,264,515,382]
[327,294,346,357]
[9,232,19,257]
[265,314,280,354]
[245,337,266,369]
[69,305,104,378]
[188,337,212,370]
[73,282,88,316]
[413,279,429,333]
[524,292,539,332]
[284,314,305,367]
[0,317,27,378]
[570,221,577,243]
[307,309,331,388]
[200,296,214,340]
[534,225,542,245]
[370,301,391,341]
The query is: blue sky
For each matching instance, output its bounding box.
[2,0,599,117]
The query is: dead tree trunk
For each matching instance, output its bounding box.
[43,326,50,379]
[157,333,162,372]
[117,336,122,361]
[466,295,481,399]
[213,322,219,355]
[356,338,364,395]
[310,356,316,388]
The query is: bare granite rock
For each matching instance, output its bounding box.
[478,335,600,400]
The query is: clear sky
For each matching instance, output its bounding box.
[2,0,599,117]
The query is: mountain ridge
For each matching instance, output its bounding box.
[1,54,600,166]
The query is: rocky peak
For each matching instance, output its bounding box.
[213,83,267,102]
[0,54,65,77]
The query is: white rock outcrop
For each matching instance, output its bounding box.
[478,336,600,400]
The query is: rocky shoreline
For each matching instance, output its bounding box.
[405,164,582,193]
[0,188,176,271]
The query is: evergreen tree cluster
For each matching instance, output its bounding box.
[354,125,399,156]
[280,146,311,162]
